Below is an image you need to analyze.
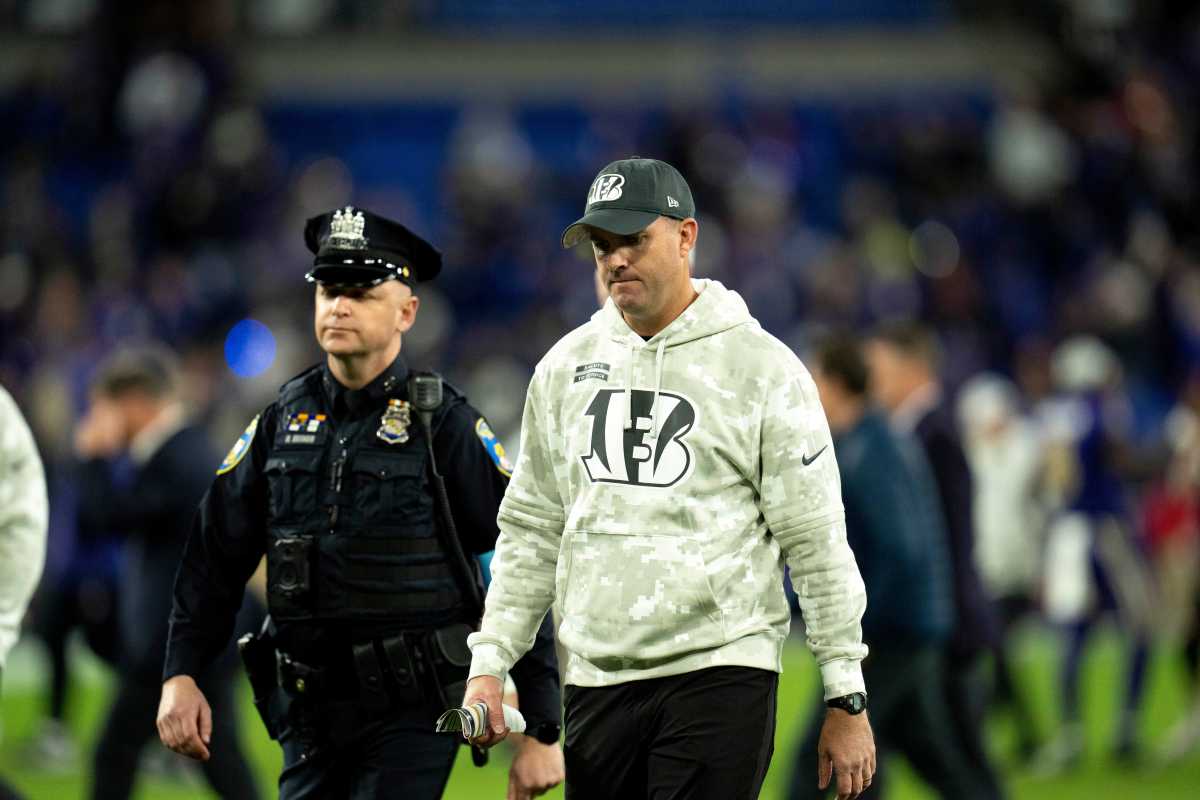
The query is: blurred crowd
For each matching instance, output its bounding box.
[3,0,1200,791]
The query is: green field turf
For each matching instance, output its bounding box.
[2,625,1198,799]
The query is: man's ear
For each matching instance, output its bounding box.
[679,218,699,259]
[397,292,420,334]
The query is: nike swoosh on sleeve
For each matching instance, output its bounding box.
[801,445,829,467]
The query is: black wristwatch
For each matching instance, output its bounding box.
[826,692,868,715]
[530,722,562,745]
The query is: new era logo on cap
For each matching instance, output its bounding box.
[588,174,625,204]
[667,195,679,208]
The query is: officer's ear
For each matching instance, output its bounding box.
[395,283,419,334]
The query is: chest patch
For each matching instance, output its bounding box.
[286,412,326,433]
[573,361,611,384]
[278,411,330,447]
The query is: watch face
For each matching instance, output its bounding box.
[829,692,867,714]
[534,723,561,744]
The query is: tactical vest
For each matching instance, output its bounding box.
[263,369,466,626]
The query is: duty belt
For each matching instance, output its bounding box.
[277,624,472,713]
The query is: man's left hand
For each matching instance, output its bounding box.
[506,733,565,800]
[817,708,876,800]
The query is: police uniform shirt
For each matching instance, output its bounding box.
[164,353,512,680]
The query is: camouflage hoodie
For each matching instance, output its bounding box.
[469,279,867,698]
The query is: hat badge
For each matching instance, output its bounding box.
[328,206,368,250]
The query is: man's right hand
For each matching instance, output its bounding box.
[157,674,213,761]
[817,707,876,800]
[461,674,509,748]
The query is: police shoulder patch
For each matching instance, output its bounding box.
[217,414,259,475]
[474,417,514,477]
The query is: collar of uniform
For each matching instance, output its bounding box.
[322,355,410,417]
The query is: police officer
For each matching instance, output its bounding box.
[156,207,564,799]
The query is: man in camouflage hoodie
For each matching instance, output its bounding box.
[464,158,875,800]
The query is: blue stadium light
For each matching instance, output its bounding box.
[224,318,277,378]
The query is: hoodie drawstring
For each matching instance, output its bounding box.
[626,341,635,429]
[651,338,666,439]
[625,338,667,440]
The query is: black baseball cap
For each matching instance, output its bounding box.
[304,206,442,286]
[561,158,696,248]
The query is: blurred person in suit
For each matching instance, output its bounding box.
[20,364,123,771]
[789,334,989,799]
[20,523,121,770]
[1031,336,1155,767]
[0,384,49,800]
[957,374,1047,761]
[74,346,261,800]
[867,321,1004,799]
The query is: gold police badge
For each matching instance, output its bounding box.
[377,398,411,444]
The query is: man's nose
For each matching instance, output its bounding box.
[330,296,348,315]
[604,249,629,271]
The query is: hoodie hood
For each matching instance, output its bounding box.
[592,278,753,348]
[589,278,754,437]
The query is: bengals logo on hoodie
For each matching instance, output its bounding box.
[579,387,697,487]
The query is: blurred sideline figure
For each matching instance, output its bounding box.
[790,334,986,799]
[74,347,261,800]
[0,384,49,800]
[20,526,120,769]
[957,374,1046,761]
[20,439,122,770]
[1153,372,1200,762]
[867,322,1005,800]
[1033,336,1155,768]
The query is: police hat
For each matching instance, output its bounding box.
[304,206,442,286]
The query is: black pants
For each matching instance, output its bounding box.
[277,697,459,800]
[0,778,22,800]
[89,668,259,800]
[564,666,778,800]
[944,649,1005,799]
[990,595,1038,754]
[32,572,119,720]
[787,644,986,800]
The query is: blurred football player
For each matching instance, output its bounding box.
[957,374,1046,761]
[1034,336,1155,768]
